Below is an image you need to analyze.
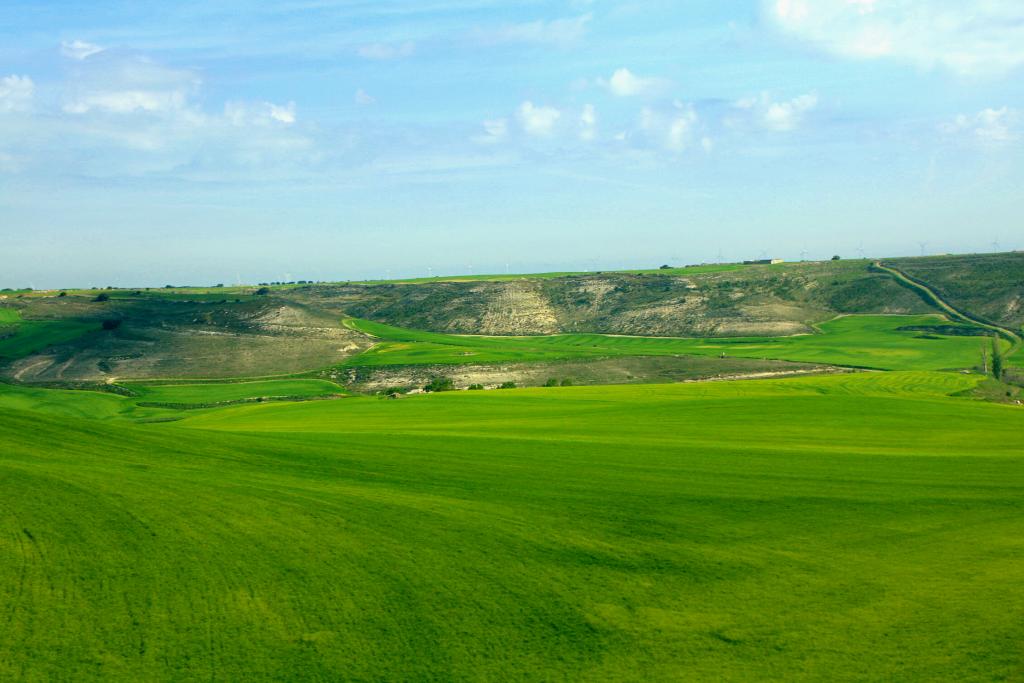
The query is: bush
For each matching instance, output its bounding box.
[93,292,110,302]
[57,291,67,297]
[255,287,271,295]
[499,381,517,390]
[424,377,455,393]
[101,319,122,331]
[468,384,485,390]
[544,378,559,387]
[560,378,573,387]
[831,255,841,261]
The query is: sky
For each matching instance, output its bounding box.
[1,0,1022,288]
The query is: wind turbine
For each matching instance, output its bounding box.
[857,242,865,260]
[992,239,1001,254]
[918,242,928,257]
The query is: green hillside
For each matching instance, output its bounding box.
[2,372,1022,680]
[345,314,1000,371]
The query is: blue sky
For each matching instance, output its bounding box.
[1,0,1022,288]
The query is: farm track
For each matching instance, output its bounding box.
[874,261,1022,357]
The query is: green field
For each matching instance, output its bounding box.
[1,371,1021,680]
[345,314,1001,371]
[123,379,346,405]
[0,308,98,361]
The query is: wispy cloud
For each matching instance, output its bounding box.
[766,0,1024,77]
[354,88,376,106]
[579,104,596,141]
[357,41,415,60]
[735,92,818,131]
[474,118,508,145]
[0,75,34,113]
[474,14,591,48]
[940,107,1020,145]
[60,40,105,60]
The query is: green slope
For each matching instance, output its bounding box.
[345,314,1000,371]
[124,379,347,405]
[1,373,1022,680]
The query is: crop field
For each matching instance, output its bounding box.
[345,314,1002,371]
[1,371,1021,680]
[123,379,347,405]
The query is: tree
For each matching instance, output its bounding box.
[93,292,110,302]
[991,335,1004,381]
[659,264,672,270]
[831,255,841,261]
[255,287,271,295]
[57,291,67,297]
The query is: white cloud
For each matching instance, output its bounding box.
[635,102,702,152]
[63,57,200,115]
[667,106,698,152]
[517,101,561,136]
[65,90,188,114]
[225,100,297,126]
[61,40,104,60]
[579,104,596,141]
[357,42,415,60]
[354,88,376,106]
[601,68,668,97]
[940,107,1020,145]
[737,92,818,131]
[767,0,1024,77]
[474,118,508,145]
[476,14,591,48]
[0,75,34,113]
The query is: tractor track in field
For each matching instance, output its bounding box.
[874,261,1022,358]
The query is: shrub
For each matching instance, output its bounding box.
[468,384,485,390]
[544,378,559,387]
[101,319,122,331]
[499,381,517,390]
[93,293,110,302]
[57,291,67,297]
[560,378,573,387]
[424,377,455,393]
[255,287,271,295]
[831,255,841,261]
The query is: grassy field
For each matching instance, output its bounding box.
[345,314,1001,371]
[123,379,346,405]
[0,307,98,361]
[1,371,1021,680]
